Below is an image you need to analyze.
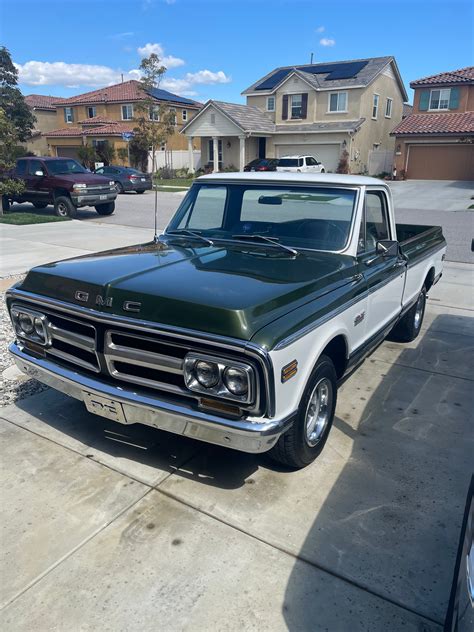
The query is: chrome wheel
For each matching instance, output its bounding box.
[56,202,68,217]
[305,377,333,447]
[414,293,424,330]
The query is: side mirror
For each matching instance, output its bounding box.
[376,239,399,257]
[34,170,44,177]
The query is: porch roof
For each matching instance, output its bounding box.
[180,99,275,136]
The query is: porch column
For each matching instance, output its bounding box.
[239,135,246,171]
[187,136,195,174]
[212,136,219,173]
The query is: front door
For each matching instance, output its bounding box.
[24,159,49,204]
[258,137,266,159]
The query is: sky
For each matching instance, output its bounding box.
[1,0,472,105]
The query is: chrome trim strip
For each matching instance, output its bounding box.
[105,331,184,375]
[48,323,96,352]
[46,346,100,374]
[10,343,292,454]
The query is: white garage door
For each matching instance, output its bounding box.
[276,144,340,171]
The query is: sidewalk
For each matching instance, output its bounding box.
[0,220,153,277]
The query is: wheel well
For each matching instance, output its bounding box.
[53,188,70,199]
[424,267,435,292]
[321,335,348,379]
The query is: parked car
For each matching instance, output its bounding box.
[1,157,117,218]
[7,172,445,469]
[277,155,325,173]
[243,158,279,172]
[94,166,152,194]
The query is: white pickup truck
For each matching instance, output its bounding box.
[7,173,446,468]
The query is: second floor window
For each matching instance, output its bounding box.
[385,98,393,118]
[372,94,379,119]
[267,96,275,112]
[290,94,303,119]
[182,109,188,121]
[86,106,96,118]
[429,89,450,110]
[64,107,74,123]
[328,92,347,112]
[149,106,160,121]
[122,104,133,120]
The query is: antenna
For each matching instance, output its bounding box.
[121,73,124,83]
[153,146,159,242]
[310,52,314,64]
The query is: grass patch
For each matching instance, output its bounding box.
[0,212,71,225]
[153,178,194,188]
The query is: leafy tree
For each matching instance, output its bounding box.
[77,145,98,170]
[0,109,26,214]
[95,140,116,166]
[0,46,35,142]
[117,147,129,165]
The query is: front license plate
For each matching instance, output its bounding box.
[141,178,146,181]
[100,194,107,200]
[83,392,127,423]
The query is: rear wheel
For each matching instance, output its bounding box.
[95,202,115,215]
[389,287,426,342]
[54,196,77,218]
[136,190,145,194]
[320,169,325,173]
[2,195,10,213]
[270,354,337,469]
[33,202,48,209]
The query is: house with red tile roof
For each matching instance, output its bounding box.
[24,94,66,155]
[43,80,201,169]
[391,66,474,180]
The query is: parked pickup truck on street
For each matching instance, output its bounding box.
[1,156,117,218]
[7,173,446,468]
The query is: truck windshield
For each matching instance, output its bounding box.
[46,159,87,175]
[168,183,357,252]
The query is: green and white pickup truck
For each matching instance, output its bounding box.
[7,173,446,468]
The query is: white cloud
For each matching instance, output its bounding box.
[109,31,134,39]
[136,42,185,68]
[315,26,325,33]
[161,70,231,94]
[319,38,335,47]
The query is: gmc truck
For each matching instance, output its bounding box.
[7,172,446,468]
[1,156,117,218]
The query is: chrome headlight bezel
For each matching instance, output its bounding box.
[183,352,255,404]
[10,305,51,347]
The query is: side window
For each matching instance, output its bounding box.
[307,157,317,166]
[16,159,28,176]
[28,159,45,175]
[298,158,304,167]
[179,186,227,230]
[95,168,104,174]
[364,191,390,251]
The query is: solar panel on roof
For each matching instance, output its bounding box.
[148,87,196,105]
[253,61,369,90]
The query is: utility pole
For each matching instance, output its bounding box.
[310,52,314,64]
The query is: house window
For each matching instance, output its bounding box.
[149,105,160,121]
[266,96,275,112]
[328,92,347,112]
[429,89,450,110]
[385,98,393,118]
[87,106,96,119]
[64,107,74,123]
[121,104,133,120]
[372,94,379,119]
[208,139,223,169]
[182,109,187,122]
[290,94,303,119]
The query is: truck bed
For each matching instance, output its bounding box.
[397,223,445,262]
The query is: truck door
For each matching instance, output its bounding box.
[25,159,49,205]
[358,190,406,341]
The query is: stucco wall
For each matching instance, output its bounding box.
[314,87,363,121]
[26,109,58,155]
[274,75,317,125]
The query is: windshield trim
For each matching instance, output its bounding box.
[166,182,361,255]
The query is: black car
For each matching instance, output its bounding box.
[243,158,279,172]
[94,165,152,194]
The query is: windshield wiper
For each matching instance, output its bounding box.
[166,229,214,246]
[232,234,299,256]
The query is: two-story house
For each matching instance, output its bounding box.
[24,94,65,156]
[181,56,407,174]
[43,80,201,167]
[391,66,474,180]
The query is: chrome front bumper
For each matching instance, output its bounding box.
[10,343,293,454]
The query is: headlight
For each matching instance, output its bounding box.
[109,181,115,187]
[72,183,87,190]
[10,305,50,346]
[183,353,255,404]
[223,367,248,396]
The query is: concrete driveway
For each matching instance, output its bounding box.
[388,179,474,211]
[0,261,472,631]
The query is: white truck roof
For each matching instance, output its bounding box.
[197,171,388,188]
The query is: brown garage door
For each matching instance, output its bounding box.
[56,146,81,159]
[407,144,474,180]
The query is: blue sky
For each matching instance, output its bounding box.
[1,0,472,104]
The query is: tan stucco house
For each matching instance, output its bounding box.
[181,56,408,174]
[391,66,474,180]
[24,94,65,155]
[43,80,201,168]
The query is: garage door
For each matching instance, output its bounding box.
[276,144,340,171]
[56,146,81,159]
[407,144,474,180]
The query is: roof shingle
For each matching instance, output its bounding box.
[411,66,474,87]
[391,111,474,136]
[25,94,65,110]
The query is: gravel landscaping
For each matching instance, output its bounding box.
[0,276,49,407]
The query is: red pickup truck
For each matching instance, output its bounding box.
[1,156,118,218]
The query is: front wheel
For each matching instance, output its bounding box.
[320,169,325,173]
[136,190,145,194]
[2,195,10,213]
[270,354,337,469]
[388,287,426,343]
[95,202,115,215]
[54,196,77,218]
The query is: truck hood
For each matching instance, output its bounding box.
[18,241,356,341]
[53,173,111,186]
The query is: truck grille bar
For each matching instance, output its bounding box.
[46,314,100,373]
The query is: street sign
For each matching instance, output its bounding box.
[122,132,134,141]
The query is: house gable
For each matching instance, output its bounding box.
[180,102,244,137]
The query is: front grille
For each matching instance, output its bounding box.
[46,312,99,373]
[85,185,113,194]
